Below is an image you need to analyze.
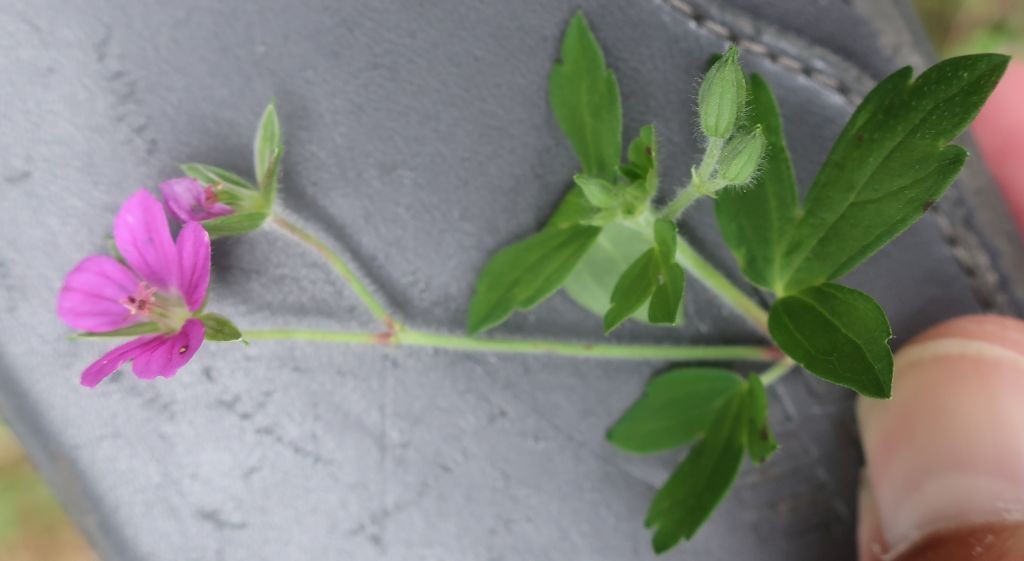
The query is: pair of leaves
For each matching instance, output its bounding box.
[603,219,684,332]
[179,103,283,238]
[716,55,1008,397]
[607,368,777,552]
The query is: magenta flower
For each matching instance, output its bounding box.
[58,189,211,387]
[160,177,234,223]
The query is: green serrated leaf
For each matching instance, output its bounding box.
[769,283,893,398]
[717,56,1009,295]
[467,223,601,334]
[201,212,269,239]
[200,313,244,342]
[254,102,282,189]
[180,163,256,191]
[75,322,162,338]
[607,368,744,453]
[603,249,658,333]
[780,55,1008,293]
[549,11,622,181]
[745,375,777,463]
[562,220,652,321]
[646,389,747,553]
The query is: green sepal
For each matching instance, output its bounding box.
[180,163,256,191]
[253,102,282,189]
[199,313,244,342]
[201,212,270,239]
[75,322,162,338]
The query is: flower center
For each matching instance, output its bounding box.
[202,185,221,209]
[121,282,190,333]
[123,282,157,316]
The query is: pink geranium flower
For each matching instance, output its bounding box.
[159,177,234,222]
[58,189,211,387]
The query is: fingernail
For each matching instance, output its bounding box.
[857,314,1024,557]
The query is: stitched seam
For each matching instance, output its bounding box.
[662,0,1007,312]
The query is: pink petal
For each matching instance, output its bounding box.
[176,222,211,312]
[131,319,205,380]
[160,177,233,222]
[114,189,179,291]
[58,255,141,332]
[80,335,160,387]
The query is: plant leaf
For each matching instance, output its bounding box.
[778,54,1009,293]
[253,102,282,189]
[645,389,747,553]
[201,212,269,239]
[716,56,1009,295]
[647,219,684,325]
[180,163,255,191]
[607,368,744,453]
[715,74,798,292]
[467,224,601,334]
[603,249,658,333]
[745,374,777,463]
[769,283,893,398]
[602,218,685,332]
[549,11,622,180]
[75,322,162,338]
[562,220,651,321]
[200,313,244,342]
[621,124,659,199]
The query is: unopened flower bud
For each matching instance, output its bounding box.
[717,126,765,185]
[698,46,746,139]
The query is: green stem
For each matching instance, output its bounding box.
[675,237,769,333]
[759,357,795,386]
[270,213,397,328]
[243,327,777,362]
[659,183,703,220]
[659,138,726,220]
[696,137,724,181]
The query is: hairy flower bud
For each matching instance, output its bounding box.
[717,126,765,185]
[698,46,746,139]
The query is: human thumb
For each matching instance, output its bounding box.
[857,314,1024,560]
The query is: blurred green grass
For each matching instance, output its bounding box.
[0,423,95,560]
[915,0,1024,57]
[0,3,1017,560]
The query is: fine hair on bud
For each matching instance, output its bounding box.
[697,45,747,139]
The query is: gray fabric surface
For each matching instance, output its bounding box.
[0,0,1019,559]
